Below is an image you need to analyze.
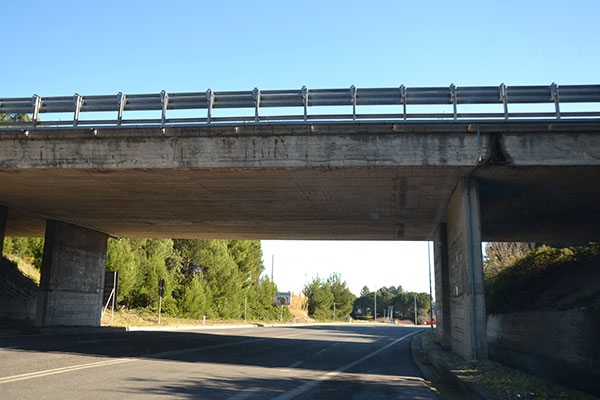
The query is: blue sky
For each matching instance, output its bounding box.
[2,1,598,97]
[2,1,598,294]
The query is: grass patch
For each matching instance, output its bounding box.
[101,307,318,327]
[7,254,40,285]
[101,308,371,327]
[453,361,597,399]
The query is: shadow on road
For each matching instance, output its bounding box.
[119,373,434,400]
[0,325,435,399]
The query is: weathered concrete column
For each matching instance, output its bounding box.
[36,220,108,327]
[434,223,451,348]
[446,178,488,361]
[0,206,7,256]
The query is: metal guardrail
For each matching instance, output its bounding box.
[1,83,599,128]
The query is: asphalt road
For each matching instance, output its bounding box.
[0,324,438,399]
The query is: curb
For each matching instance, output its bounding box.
[0,326,128,337]
[416,332,501,400]
[125,321,366,331]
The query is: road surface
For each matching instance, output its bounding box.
[0,324,438,399]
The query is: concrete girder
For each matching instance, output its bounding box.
[1,121,599,241]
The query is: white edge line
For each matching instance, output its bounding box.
[0,336,274,385]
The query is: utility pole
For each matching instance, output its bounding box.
[414,294,417,326]
[374,291,377,322]
[333,302,336,321]
[271,254,275,282]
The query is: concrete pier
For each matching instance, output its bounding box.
[446,178,488,361]
[434,223,451,349]
[36,220,108,327]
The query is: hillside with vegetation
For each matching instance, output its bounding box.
[484,242,600,314]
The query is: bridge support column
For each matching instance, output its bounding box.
[0,206,7,256]
[434,223,451,348]
[446,178,488,361]
[36,220,107,327]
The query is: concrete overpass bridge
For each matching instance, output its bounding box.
[1,83,599,361]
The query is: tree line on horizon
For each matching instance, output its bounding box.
[352,285,433,323]
[301,274,433,323]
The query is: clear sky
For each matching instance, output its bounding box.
[2,1,598,295]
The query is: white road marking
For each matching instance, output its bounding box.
[225,331,340,400]
[286,360,304,369]
[146,338,266,359]
[77,338,127,344]
[226,388,263,400]
[271,331,419,400]
[0,336,268,385]
[0,358,135,384]
[227,357,309,400]
[314,342,341,356]
[0,328,348,386]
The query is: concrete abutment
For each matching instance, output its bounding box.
[36,220,108,327]
[435,177,488,361]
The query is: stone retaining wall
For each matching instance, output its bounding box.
[487,310,600,396]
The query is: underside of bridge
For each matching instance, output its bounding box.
[1,121,599,360]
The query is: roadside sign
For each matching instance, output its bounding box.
[274,291,291,306]
[158,278,166,325]
[159,279,165,297]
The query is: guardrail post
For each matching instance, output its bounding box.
[301,85,309,121]
[32,94,41,127]
[73,93,82,127]
[551,82,561,119]
[206,89,214,124]
[253,87,261,122]
[399,85,407,120]
[350,85,357,120]
[499,83,508,119]
[117,92,126,126]
[450,84,457,120]
[160,90,169,126]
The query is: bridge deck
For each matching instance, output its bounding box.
[1,121,599,241]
